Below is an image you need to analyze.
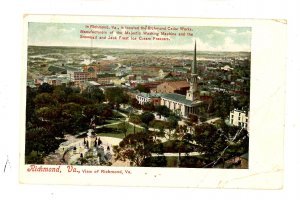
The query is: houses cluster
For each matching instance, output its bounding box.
[29,58,194,93]
[27,44,250,126]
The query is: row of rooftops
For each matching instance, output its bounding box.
[136,92,162,98]
[230,109,249,114]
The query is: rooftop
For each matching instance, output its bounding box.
[231,108,248,113]
[172,80,189,87]
[161,93,201,106]
[137,92,162,98]
[160,80,189,89]
[87,81,100,86]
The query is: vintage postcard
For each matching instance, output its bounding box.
[20,15,286,188]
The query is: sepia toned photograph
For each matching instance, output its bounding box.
[25,20,250,169]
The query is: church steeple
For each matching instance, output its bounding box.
[192,41,197,74]
[186,41,200,101]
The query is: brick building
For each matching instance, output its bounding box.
[74,72,89,81]
[151,80,190,95]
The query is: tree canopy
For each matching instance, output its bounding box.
[211,92,232,119]
[193,122,249,167]
[113,132,159,166]
[25,84,114,164]
[105,87,129,107]
[38,83,54,93]
[135,84,150,93]
[155,105,170,118]
[140,112,155,128]
[82,86,105,103]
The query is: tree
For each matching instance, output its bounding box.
[113,132,156,166]
[105,87,129,108]
[212,92,232,119]
[61,102,81,116]
[215,121,249,159]
[141,156,167,167]
[67,93,91,105]
[98,103,113,124]
[25,151,44,164]
[60,102,87,134]
[173,125,188,166]
[188,114,198,124]
[38,83,54,93]
[34,93,58,108]
[155,105,170,118]
[52,85,68,103]
[64,86,74,96]
[165,115,179,139]
[25,127,62,162]
[129,114,142,134]
[193,123,228,166]
[142,102,155,111]
[117,121,129,137]
[82,104,100,119]
[199,101,213,114]
[149,120,166,139]
[135,84,150,93]
[26,86,37,124]
[236,95,250,111]
[82,86,105,103]
[140,112,155,130]
[35,106,61,121]
[129,98,141,109]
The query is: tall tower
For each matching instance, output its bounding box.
[186,41,200,101]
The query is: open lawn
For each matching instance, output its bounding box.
[96,122,144,139]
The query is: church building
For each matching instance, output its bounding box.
[160,42,202,118]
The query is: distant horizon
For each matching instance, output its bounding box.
[28,23,251,52]
[28,45,251,53]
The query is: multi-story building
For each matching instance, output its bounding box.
[97,76,116,85]
[73,72,89,81]
[67,67,83,81]
[229,109,249,130]
[82,65,98,79]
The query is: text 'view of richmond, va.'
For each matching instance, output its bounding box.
[25,23,250,168]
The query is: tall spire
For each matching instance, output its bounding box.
[192,41,197,74]
[186,41,200,101]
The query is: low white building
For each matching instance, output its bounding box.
[136,92,161,106]
[221,65,233,71]
[136,93,152,105]
[229,109,249,130]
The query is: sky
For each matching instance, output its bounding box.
[28,22,251,52]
